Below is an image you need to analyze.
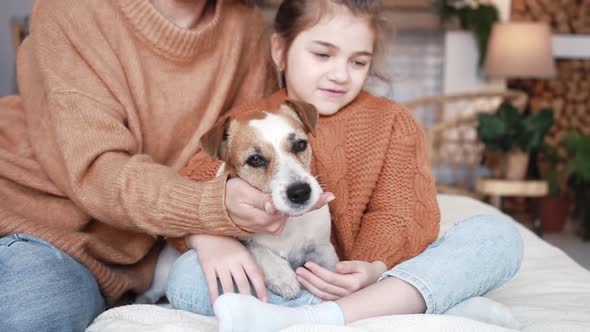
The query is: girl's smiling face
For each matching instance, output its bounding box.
[272,5,375,116]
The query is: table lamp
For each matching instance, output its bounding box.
[484,22,556,79]
[482,22,557,181]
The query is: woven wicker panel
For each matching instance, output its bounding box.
[403,90,528,197]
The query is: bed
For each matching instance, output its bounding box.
[86,194,590,332]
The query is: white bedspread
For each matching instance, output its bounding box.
[87,195,590,332]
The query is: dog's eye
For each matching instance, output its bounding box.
[293,140,308,153]
[246,155,266,168]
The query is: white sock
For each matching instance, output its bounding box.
[213,293,345,332]
[444,296,521,330]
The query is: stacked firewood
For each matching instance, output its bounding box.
[511,0,590,157]
[511,0,590,33]
[514,60,590,157]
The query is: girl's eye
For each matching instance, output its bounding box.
[246,155,267,168]
[313,52,330,59]
[353,60,368,67]
[292,140,308,153]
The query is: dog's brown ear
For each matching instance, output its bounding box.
[282,99,319,136]
[200,117,230,161]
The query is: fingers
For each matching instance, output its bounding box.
[227,179,337,234]
[204,265,220,304]
[312,192,336,210]
[238,208,286,234]
[296,273,341,301]
[323,192,336,204]
[206,266,264,305]
[296,264,349,298]
[194,236,266,306]
[225,179,272,232]
[303,262,347,286]
[217,268,235,301]
[262,195,276,214]
[229,178,272,212]
[301,261,365,293]
[230,211,286,234]
[336,261,362,274]
[227,184,287,234]
[231,267,251,296]
[249,209,288,234]
[242,262,268,302]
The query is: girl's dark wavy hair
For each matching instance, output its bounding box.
[237,0,258,6]
[273,0,391,84]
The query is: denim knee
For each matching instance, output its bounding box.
[0,234,105,331]
[459,214,524,282]
[383,214,524,314]
[166,249,215,316]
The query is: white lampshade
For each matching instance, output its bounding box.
[485,22,556,79]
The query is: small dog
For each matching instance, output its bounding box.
[137,100,338,303]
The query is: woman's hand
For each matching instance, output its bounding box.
[188,234,268,304]
[295,260,388,301]
[225,177,334,234]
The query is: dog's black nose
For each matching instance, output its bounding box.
[286,182,311,205]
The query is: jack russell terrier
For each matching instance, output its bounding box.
[137,100,338,304]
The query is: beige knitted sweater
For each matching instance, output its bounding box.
[0,0,275,305]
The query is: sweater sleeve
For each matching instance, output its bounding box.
[168,152,226,252]
[16,1,249,238]
[37,90,250,239]
[349,113,440,269]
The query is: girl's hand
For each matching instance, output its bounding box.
[225,177,334,234]
[188,234,268,304]
[295,260,388,301]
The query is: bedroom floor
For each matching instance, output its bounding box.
[500,201,590,271]
[543,222,590,270]
[511,212,590,270]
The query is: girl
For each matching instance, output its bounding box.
[167,1,524,331]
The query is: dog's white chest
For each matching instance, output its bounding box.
[247,204,332,260]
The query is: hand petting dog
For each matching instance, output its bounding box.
[187,234,268,304]
[189,183,335,305]
[295,260,388,301]
[225,177,335,235]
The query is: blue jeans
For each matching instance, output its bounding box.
[167,214,523,316]
[0,234,105,331]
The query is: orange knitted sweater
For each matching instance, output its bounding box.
[178,90,440,269]
[0,0,275,305]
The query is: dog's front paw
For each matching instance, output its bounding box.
[266,268,300,300]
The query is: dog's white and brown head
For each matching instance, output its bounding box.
[200,100,322,216]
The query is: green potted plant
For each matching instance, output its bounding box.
[435,0,499,67]
[477,103,554,180]
[562,132,590,240]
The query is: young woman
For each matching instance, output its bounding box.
[0,0,288,330]
[167,1,524,331]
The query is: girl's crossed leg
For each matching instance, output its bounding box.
[168,214,523,332]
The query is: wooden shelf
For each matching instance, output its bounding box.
[476,178,549,198]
